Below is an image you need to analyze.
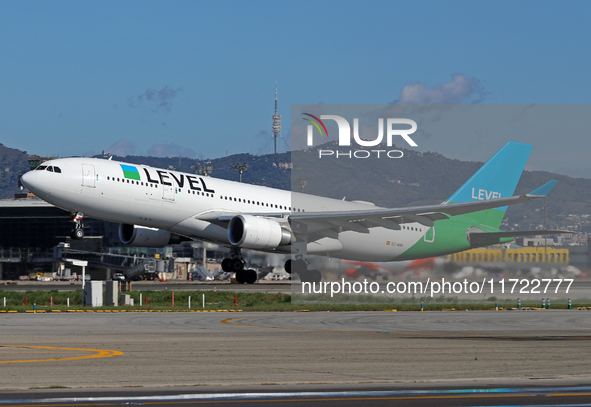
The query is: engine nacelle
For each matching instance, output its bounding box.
[118,224,189,247]
[228,215,291,250]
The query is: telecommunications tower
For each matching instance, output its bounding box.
[272,79,281,154]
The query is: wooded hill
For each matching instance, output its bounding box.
[0,144,31,199]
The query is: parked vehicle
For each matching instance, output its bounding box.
[112,273,126,281]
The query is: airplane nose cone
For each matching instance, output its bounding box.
[20,171,37,191]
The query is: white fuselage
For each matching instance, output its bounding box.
[21,158,429,261]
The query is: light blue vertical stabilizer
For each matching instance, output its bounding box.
[445,141,532,208]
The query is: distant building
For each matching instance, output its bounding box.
[273,162,292,169]
[522,236,554,247]
[0,197,230,281]
[446,247,570,264]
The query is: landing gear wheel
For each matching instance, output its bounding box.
[292,259,307,275]
[309,269,322,284]
[298,269,310,282]
[69,212,85,239]
[235,270,246,284]
[284,259,292,274]
[70,228,84,240]
[299,270,321,283]
[221,258,232,272]
[229,258,244,273]
[245,269,258,284]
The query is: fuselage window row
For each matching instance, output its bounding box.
[219,195,295,211]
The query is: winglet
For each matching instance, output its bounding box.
[526,180,557,197]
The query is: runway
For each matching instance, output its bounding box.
[1,311,591,405]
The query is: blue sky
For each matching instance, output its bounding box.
[1,1,591,176]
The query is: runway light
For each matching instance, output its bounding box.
[569,298,572,309]
[518,298,521,309]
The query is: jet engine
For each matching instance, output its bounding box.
[228,215,291,250]
[119,224,189,247]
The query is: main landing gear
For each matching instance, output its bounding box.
[284,258,322,284]
[69,212,85,240]
[221,247,258,284]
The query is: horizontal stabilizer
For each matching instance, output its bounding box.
[526,180,557,197]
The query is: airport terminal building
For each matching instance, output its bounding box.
[0,196,225,281]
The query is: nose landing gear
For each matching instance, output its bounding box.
[69,212,85,240]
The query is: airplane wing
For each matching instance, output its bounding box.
[289,180,560,238]
[193,181,567,245]
[196,210,286,227]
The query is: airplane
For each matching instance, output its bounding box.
[20,141,567,284]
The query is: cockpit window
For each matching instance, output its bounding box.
[36,166,47,171]
[47,166,54,172]
[54,167,62,173]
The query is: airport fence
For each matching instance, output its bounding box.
[0,289,590,312]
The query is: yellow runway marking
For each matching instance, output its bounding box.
[1,350,78,354]
[0,345,123,364]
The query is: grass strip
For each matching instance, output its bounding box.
[0,289,588,312]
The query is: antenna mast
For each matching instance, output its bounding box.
[272,79,281,154]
